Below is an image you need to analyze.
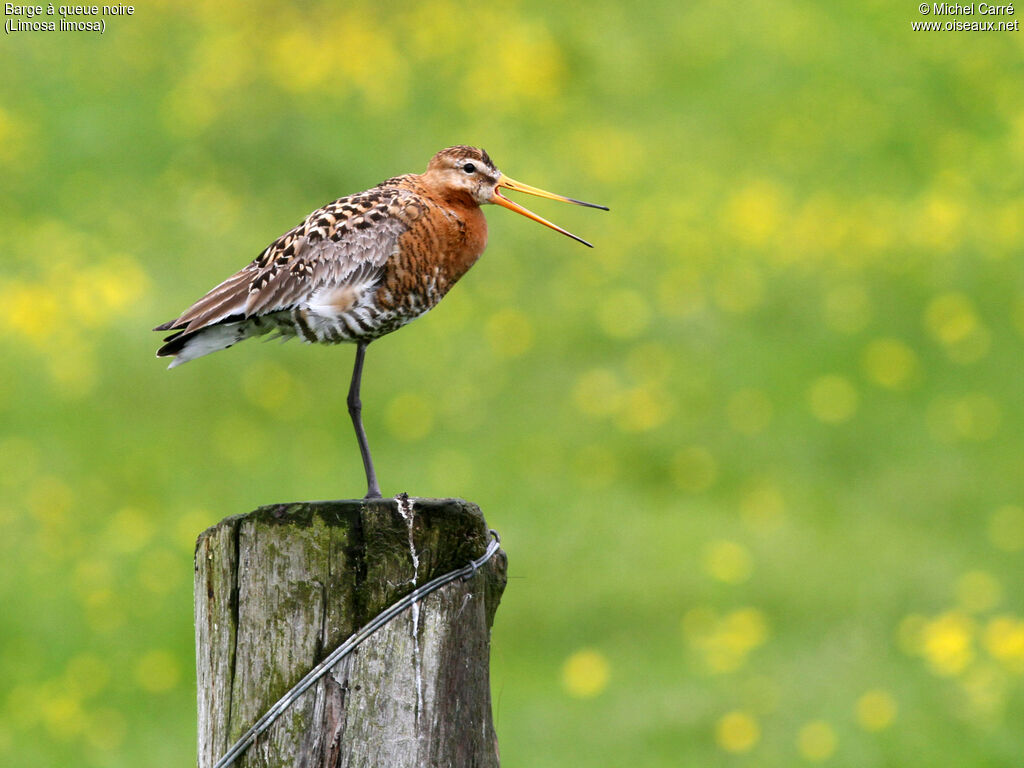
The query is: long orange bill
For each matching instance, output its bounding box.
[491,175,609,248]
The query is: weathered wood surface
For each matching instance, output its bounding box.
[195,497,507,768]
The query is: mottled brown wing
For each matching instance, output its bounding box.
[156,186,416,335]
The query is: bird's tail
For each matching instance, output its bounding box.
[157,320,267,368]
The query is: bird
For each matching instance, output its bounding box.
[155,145,607,499]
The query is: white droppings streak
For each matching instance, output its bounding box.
[396,494,423,720]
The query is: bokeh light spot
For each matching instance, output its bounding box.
[724,180,785,246]
[269,30,335,94]
[42,692,85,739]
[959,663,1007,718]
[861,338,919,390]
[614,386,673,432]
[956,571,1002,614]
[572,368,623,418]
[856,689,897,731]
[0,106,35,167]
[107,508,155,554]
[84,707,127,752]
[242,360,308,419]
[28,476,73,525]
[133,650,180,693]
[577,126,644,184]
[808,375,858,424]
[740,481,787,531]
[462,22,564,113]
[946,326,991,364]
[797,720,837,762]
[715,710,760,753]
[561,649,610,699]
[924,292,978,345]
[921,612,975,676]
[915,195,965,252]
[929,393,1002,442]
[983,616,1024,674]
[71,561,111,598]
[924,292,991,363]
[702,540,754,584]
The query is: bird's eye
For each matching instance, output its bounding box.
[462,163,476,174]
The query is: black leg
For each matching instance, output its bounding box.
[347,341,381,499]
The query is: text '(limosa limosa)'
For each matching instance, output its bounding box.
[155,146,607,498]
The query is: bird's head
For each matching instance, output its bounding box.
[423,145,608,247]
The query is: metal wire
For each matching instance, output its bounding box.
[212,528,502,768]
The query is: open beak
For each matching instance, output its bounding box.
[491,175,608,248]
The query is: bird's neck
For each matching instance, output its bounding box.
[401,174,488,264]
[415,174,478,211]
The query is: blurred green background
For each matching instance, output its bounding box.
[2,1,1023,765]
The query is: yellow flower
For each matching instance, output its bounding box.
[615,386,673,433]
[740,481,787,531]
[716,711,760,753]
[924,292,990,363]
[861,338,919,390]
[983,616,1024,673]
[703,540,754,584]
[133,650,180,693]
[921,612,974,676]
[723,180,785,247]
[572,368,623,418]
[856,690,897,731]
[955,571,1002,614]
[797,720,837,761]
[808,375,858,424]
[683,606,769,674]
[561,649,610,699]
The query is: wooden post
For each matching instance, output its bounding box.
[194,497,507,768]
